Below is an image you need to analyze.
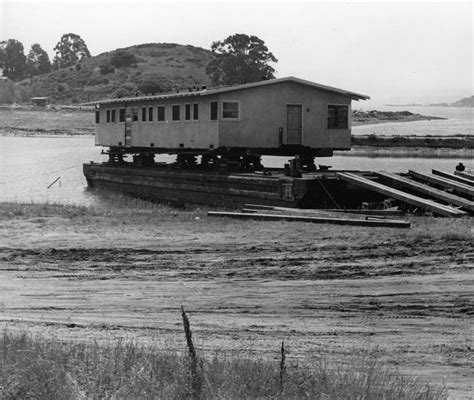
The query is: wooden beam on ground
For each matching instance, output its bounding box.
[319,209,403,216]
[241,207,388,220]
[455,170,474,181]
[208,211,411,228]
[408,170,474,199]
[336,172,466,217]
[375,171,474,213]
[432,169,474,186]
[243,204,403,216]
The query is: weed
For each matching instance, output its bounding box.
[0,329,447,400]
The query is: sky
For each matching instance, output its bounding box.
[1,1,472,107]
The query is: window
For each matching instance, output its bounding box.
[95,111,100,124]
[157,106,165,121]
[210,101,218,121]
[119,108,125,122]
[185,104,191,121]
[148,107,153,122]
[222,101,240,120]
[172,105,180,121]
[193,103,199,120]
[328,105,349,129]
[132,108,138,122]
[106,109,111,123]
[111,109,116,123]
[142,107,147,122]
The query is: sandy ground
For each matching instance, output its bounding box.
[0,202,472,399]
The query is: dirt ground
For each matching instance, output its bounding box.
[0,202,472,399]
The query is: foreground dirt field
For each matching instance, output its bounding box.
[0,201,472,399]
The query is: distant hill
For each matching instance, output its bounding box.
[428,96,473,107]
[449,96,474,107]
[17,43,214,104]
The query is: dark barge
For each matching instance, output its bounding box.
[83,162,473,217]
[83,162,378,209]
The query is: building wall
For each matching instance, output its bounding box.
[96,97,220,149]
[95,81,354,151]
[216,81,352,150]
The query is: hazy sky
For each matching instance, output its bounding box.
[1,1,472,107]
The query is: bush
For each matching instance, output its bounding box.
[110,51,137,68]
[57,84,66,93]
[112,84,138,98]
[134,73,171,94]
[99,63,115,75]
[75,64,82,71]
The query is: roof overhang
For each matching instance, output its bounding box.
[83,76,370,106]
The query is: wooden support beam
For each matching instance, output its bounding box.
[208,211,411,228]
[375,171,474,213]
[408,170,474,199]
[432,169,474,186]
[455,170,474,181]
[336,172,466,217]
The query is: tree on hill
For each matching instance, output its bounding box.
[0,39,27,81]
[53,33,91,69]
[26,43,52,76]
[206,34,277,86]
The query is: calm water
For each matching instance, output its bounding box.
[0,107,472,206]
[353,106,473,137]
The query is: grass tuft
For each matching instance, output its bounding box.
[0,330,446,400]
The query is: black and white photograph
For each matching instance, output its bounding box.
[0,1,472,398]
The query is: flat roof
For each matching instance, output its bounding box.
[85,76,370,106]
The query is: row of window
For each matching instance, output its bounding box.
[95,103,349,129]
[96,101,240,124]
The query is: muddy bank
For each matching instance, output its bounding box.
[0,202,472,398]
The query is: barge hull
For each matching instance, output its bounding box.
[84,163,307,207]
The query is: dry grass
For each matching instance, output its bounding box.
[0,331,446,400]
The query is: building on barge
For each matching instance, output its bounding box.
[90,76,369,170]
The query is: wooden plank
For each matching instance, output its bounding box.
[336,172,466,217]
[319,209,403,216]
[208,211,411,228]
[455,170,474,181]
[241,206,388,220]
[408,170,474,199]
[375,171,474,213]
[432,169,474,186]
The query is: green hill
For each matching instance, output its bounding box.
[18,43,214,104]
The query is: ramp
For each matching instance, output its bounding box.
[432,169,474,187]
[455,170,474,181]
[336,172,467,217]
[375,171,474,213]
[409,170,474,199]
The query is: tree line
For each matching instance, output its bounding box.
[0,33,277,87]
[0,33,91,81]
